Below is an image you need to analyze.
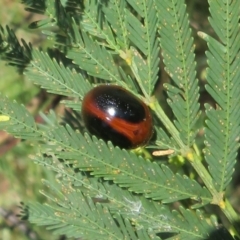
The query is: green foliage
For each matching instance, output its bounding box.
[0,0,240,239]
[0,26,32,70]
[156,0,200,147]
[68,25,124,84]
[200,0,240,192]
[24,50,92,100]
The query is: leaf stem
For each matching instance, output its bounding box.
[187,151,222,203]
[150,98,186,150]
[151,99,220,196]
[151,99,240,234]
[151,100,217,194]
[222,199,240,237]
[130,55,149,98]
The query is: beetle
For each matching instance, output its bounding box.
[81,85,153,149]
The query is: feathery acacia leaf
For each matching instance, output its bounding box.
[0,26,32,70]
[201,0,240,192]
[80,0,160,96]
[78,0,135,91]
[22,177,160,240]
[33,119,211,206]
[156,0,200,147]
[34,1,57,28]
[0,96,40,140]
[80,0,116,41]
[101,0,129,50]
[21,172,219,240]
[23,0,59,28]
[0,96,211,206]
[67,22,125,85]
[154,127,179,153]
[1,0,240,238]
[126,0,160,95]
[23,200,132,239]
[24,50,91,100]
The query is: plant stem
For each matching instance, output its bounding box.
[152,100,218,195]
[151,100,240,235]
[187,151,222,202]
[222,199,240,237]
[130,57,149,98]
[150,98,186,150]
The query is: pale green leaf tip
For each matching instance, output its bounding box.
[197,31,207,40]
[0,115,10,122]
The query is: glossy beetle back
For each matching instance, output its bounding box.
[81,85,153,149]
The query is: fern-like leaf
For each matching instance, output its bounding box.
[24,0,58,29]
[34,120,211,207]
[79,0,127,60]
[0,26,32,71]
[22,179,159,240]
[0,96,40,140]
[21,177,222,240]
[126,0,160,95]
[156,0,201,147]
[67,21,124,84]
[24,50,91,100]
[80,0,115,41]
[154,128,179,152]
[19,168,221,240]
[22,201,135,239]
[101,0,129,50]
[0,97,211,206]
[82,0,160,96]
[200,0,240,191]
